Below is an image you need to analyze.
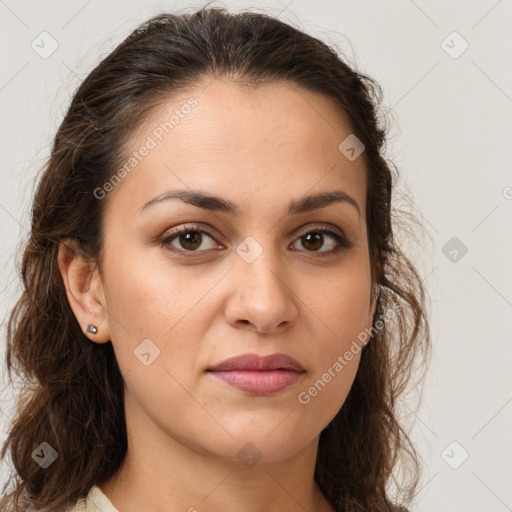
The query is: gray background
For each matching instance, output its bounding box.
[1,1,511,510]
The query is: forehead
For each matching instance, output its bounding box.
[106,78,367,219]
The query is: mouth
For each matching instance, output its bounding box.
[206,353,305,396]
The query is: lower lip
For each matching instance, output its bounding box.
[208,370,303,395]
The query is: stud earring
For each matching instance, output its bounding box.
[86,324,98,335]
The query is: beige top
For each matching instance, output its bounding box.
[67,485,119,512]
[42,485,410,512]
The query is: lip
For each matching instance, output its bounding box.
[206,353,305,395]
[208,353,304,372]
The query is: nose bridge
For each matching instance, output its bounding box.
[233,232,288,298]
[225,232,298,332]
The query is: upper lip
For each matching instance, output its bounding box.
[207,353,305,372]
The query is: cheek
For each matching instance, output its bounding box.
[295,280,368,428]
[103,241,208,335]
[101,241,226,398]
[302,254,373,338]
[295,350,360,438]
[293,257,371,419]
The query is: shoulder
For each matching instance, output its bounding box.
[35,485,117,512]
[63,497,87,512]
[0,486,114,512]
[80,485,119,512]
[60,485,118,511]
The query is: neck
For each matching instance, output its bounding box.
[99,394,334,512]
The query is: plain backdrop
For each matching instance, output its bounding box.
[1,1,511,510]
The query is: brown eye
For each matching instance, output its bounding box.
[159,223,351,259]
[175,231,204,251]
[300,232,325,251]
[291,227,351,255]
[160,224,222,254]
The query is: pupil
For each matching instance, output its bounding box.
[181,232,201,250]
[303,232,322,251]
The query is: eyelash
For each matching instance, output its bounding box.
[158,223,352,259]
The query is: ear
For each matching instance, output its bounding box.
[57,239,110,344]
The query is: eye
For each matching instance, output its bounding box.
[159,224,221,255]
[290,225,352,256]
[159,223,352,258]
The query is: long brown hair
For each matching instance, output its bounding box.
[1,7,431,511]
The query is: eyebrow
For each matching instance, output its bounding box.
[138,189,361,217]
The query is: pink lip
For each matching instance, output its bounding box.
[207,353,305,395]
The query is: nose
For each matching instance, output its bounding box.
[224,247,298,334]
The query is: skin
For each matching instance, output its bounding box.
[58,78,376,512]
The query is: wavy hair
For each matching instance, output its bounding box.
[1,7,431,511]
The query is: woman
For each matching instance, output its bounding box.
[1,7,430,512]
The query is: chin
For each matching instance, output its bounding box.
[204,419,318,466]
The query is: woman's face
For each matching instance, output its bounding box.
[91,79,375,464]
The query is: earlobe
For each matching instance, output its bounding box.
[57,239,110,344]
